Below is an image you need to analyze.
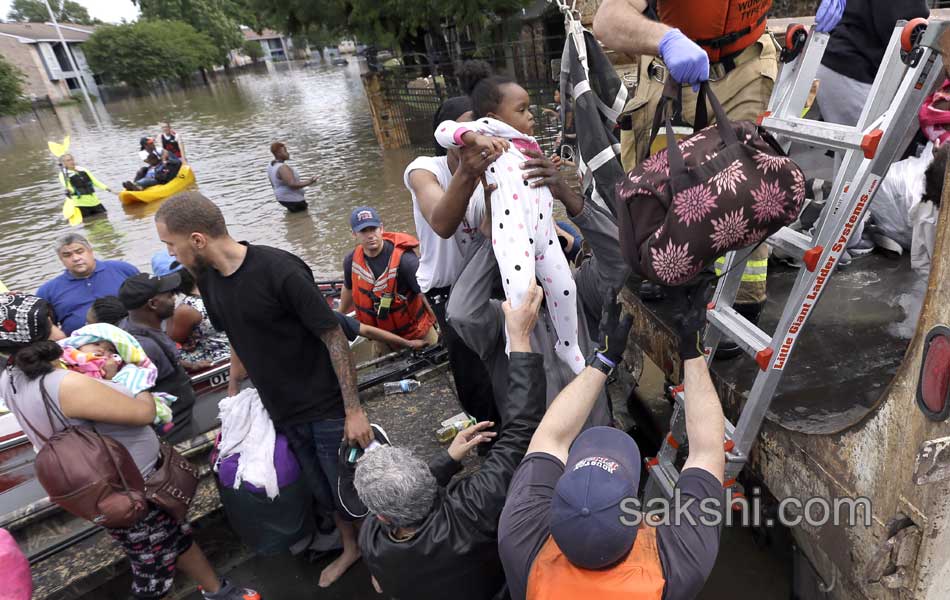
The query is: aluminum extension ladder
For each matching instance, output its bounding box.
[644,19,948,501]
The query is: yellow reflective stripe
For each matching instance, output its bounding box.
[714,257,768,281]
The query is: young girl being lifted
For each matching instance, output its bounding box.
[436,72,584,373]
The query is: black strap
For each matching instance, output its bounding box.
[661,82,736,194]
[693,13,767,49]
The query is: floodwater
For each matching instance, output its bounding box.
[0,61,419,290]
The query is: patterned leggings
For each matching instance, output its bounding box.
[107,506,193,598]
[488,148,585,374]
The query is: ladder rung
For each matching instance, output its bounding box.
[645,455,678,499]
[759,114,883,158]
[768,227,825,272]
[707,306,773,370]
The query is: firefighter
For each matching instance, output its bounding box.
[593,0,844,356]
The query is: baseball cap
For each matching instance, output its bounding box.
[350,206,381,232]
[118,272,181,310]
[150,250,183,277]
[549,426,642,570]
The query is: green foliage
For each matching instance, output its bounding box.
[133,0,247,66]
[7,0,98,24]
[245,0,531,45]
[0,55,27,116]
[241,39,264,61]
[83,20,217,86]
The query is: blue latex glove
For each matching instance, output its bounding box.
[815,0,845,32]
[658,29,709,92]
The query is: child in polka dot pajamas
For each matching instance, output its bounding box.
[435,76,585,374]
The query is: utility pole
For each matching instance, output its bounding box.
[44,0,102,127]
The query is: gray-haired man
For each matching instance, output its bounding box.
[37,233,139,335]
[354,280,548,600]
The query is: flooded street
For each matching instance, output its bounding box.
[0,61,418,289]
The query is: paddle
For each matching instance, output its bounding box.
[48,136,82,226]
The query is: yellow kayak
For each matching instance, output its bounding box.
[119,164,196,205]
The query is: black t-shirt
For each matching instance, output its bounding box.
[343,240,421,295]
[822,0,929,84]
[199,243,343,425]
[498,453,723,600]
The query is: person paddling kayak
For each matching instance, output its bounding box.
[58,153,115,222]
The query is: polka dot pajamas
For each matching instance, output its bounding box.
[436,117,585,374]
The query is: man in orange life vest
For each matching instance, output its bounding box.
[498,279,726,600]
[594,0,844,357]
[339,206,438,356]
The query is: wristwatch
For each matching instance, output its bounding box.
[586,351,615,376]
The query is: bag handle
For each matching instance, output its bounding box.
[663,82,739,191]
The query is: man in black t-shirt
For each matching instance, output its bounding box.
[498,279,726,600]
[154,192,371,589]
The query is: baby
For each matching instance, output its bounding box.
[60,323,175,431]
[436,74,584,373]
[62,340,124,380]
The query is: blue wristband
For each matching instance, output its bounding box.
[596,352,616,369]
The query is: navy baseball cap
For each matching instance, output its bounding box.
[350,206,382,232]
[549,426,642,569]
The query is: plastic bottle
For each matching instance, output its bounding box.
[383,379,421,395]
[435,415,477,443]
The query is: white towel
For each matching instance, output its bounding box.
[216,388,279,499]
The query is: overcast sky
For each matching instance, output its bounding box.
[0,0,139,24]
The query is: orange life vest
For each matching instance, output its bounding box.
[351,232,435,340]
[526,525,665,600]
[657,0,771,63]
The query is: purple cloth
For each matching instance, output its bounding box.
[216,433,301,494]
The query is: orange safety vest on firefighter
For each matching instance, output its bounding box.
[525,524,666,600]
[656,0,771,63]
[350,232,435,340]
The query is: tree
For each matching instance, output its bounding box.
[0,56,27,116]
[133,0,247,66]
[241,39,264,62]
[7,0,98,25]
[83,20,217,86]
[244,0,530,45]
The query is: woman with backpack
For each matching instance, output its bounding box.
[0,293,260,600]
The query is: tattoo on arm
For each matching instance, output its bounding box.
[321,326,361,411]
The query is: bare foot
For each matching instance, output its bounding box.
[318,548,361,588]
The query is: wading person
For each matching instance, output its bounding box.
[37,233,139,335]
[58,153,115,220]
[0,293,260,600]
[268,142,315,213]
[354,280,547,600]
[498,281,726,600]
[591,0,843,354]
[404,89,498,424]
[154,192,372,588]
[118,273,200,443]
[339,206,438,356]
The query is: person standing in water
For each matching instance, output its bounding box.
[58,153,115,220]
[268,142,316,213]
[160,122,186,160]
